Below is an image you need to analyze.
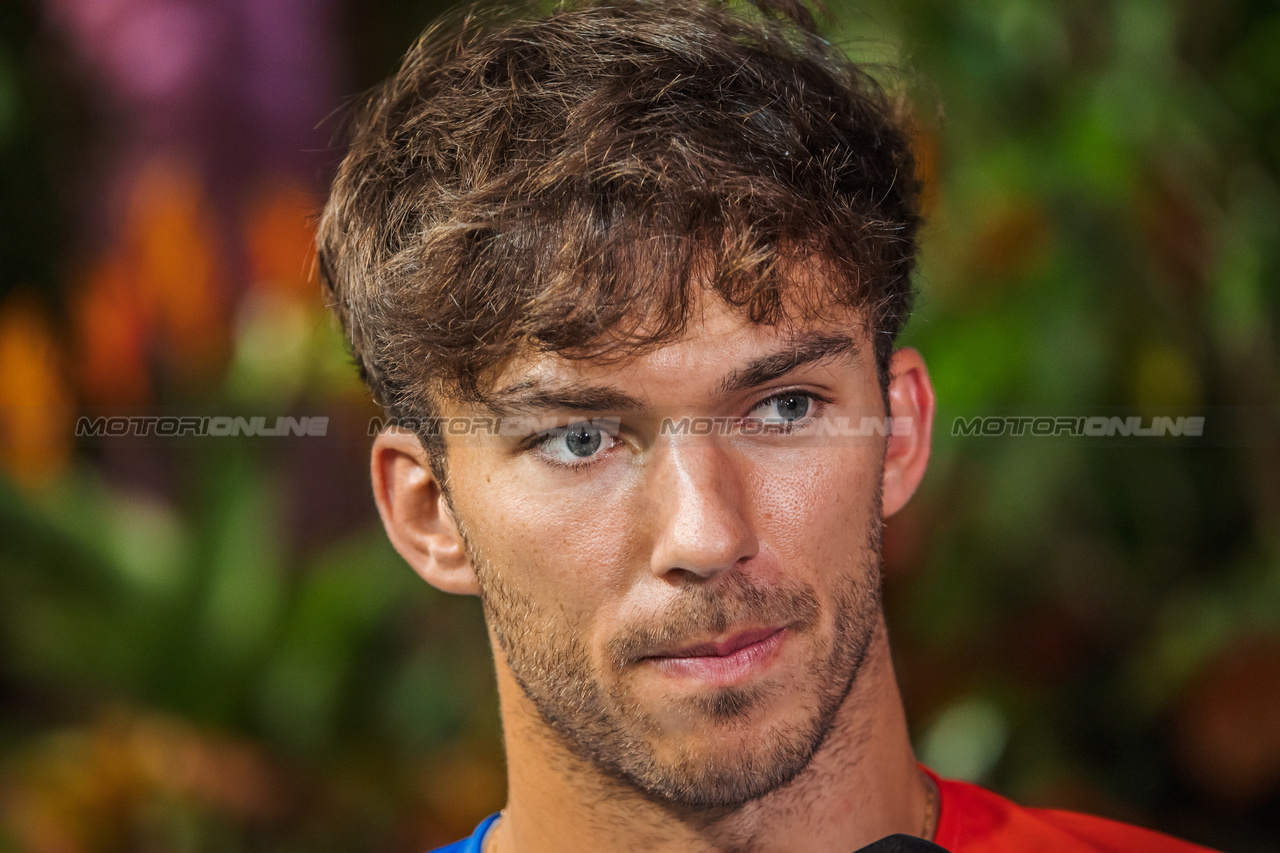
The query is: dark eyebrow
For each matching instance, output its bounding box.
[714,332,860,398]
[481,332,860,415]
[481,382,646,416]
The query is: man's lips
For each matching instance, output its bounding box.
[644,626,786,660]
[640,626,789,686]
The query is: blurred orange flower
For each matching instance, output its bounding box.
[0,290,73,486]
[71,255,151,407]
[127,159,228,386]
[245,182,322,303]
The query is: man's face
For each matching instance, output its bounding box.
[441,296,890,810]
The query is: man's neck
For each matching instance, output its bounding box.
[491,624,930,853]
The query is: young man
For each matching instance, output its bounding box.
[317,2,1216,850]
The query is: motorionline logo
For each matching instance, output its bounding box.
[658,415,913,436]
[368,415,624,437]
[76,416,330,438]
[951,415,1205,438]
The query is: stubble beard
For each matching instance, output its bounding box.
[465,501,885,814]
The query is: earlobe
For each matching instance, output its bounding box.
[370,429,479,595]
[881,348,935,518]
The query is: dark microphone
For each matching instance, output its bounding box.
[851,834,951,852]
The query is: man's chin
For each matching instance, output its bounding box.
[590,699,834,812]
[615,731,824,812]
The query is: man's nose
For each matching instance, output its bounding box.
[645,437,759,583]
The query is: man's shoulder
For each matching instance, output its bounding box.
[930,771,1217,853]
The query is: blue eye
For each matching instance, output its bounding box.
[536,421,615,466]
[564,424,602,457]
[753,393,813,424]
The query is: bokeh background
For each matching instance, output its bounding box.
[1,0,1278,850]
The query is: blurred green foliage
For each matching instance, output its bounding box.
[1,0,1277,851]
[868,2,1280,848]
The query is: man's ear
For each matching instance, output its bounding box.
[370,429,479,595]
[881,347,935,518]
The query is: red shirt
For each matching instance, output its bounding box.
[928,770,1218,852]
[431,770,1220,853]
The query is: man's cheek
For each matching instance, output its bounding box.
[750,457,857,521]
[761,468,877,562]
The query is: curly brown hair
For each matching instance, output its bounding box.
[317,0,921,459]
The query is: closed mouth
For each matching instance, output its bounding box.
[645,626,786,660]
